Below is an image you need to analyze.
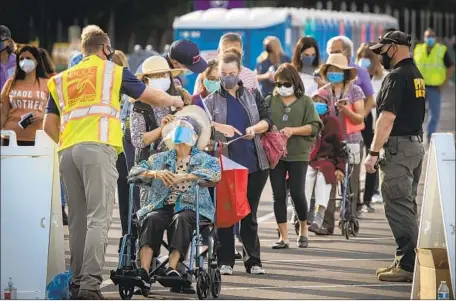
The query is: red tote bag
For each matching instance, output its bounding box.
[344,104,365,134]
[215,155,251,228]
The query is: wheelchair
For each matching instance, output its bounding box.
[336,142,360,240]
[110,178,222,300]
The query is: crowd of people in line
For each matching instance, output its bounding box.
[0,21,454,299]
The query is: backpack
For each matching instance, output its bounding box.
[132,101,159,164]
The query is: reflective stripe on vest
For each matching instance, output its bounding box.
[54,75,65,111]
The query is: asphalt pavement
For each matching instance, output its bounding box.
[64,85,455,300]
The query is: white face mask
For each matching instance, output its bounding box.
[147,77,171,92]
[277,86,294,97]
[19,59,36,73]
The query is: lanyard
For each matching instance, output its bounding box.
[331,84,345,116]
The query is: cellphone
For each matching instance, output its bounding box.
[337,99,348,106]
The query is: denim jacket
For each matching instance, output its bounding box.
[203,81,273,171]
[129,147,221,222]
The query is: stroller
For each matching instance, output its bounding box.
[337,142,360,239]
[110,178,222,300]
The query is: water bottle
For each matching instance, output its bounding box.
[4,277,17,299]
[437,281,450,300]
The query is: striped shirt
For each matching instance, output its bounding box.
[193,66,260,94]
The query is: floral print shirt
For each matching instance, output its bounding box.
[129,147,221,222]
[130,105,170,150]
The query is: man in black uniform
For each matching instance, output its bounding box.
[364,31,426,282]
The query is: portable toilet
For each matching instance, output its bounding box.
[173,7,293,92]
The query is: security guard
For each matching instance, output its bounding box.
[364,31,425,282]
[414,28,455,144]
[43,25,184,300]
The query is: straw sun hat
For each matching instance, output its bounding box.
[316,53,357,81]
[135,56,185,79]
[161,105,212,151]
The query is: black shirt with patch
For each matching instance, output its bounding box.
[377,58,425,137]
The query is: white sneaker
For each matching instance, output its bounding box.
[220,265,233,275]
[249,266,265,275]
[371,194,383,204]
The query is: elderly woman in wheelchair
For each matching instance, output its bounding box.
[128,106,221,294]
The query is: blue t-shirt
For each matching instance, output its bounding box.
[45,68,146,116]
[255,55,290,96]
[225,94,259,173]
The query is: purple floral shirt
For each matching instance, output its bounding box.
[320,83,365,143]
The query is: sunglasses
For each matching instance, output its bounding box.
[276,82,292,88]
[282,107,291,122]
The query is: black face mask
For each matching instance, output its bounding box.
[381,45,396,70]
[265,45,273,53]
[103,45,115,61]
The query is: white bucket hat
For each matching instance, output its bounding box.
[161,105,212,151]
[136,56,185,79]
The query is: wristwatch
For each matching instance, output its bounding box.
[369,150,380,156]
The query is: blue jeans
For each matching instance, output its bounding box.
[425,86,442,141]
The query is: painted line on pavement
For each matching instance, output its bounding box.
[102,282,411,293]
[262,257,392,263]
[257,205,292,223]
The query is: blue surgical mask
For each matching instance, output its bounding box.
[358,58,372,70]
[172,126,196,146]
[314,102,328,115]
[301,55,315,67]
[203,79,220,93]
[425,37,436,47]
[327,72,344,84]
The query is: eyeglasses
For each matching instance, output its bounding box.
[282,107,291,122]
[276,82,292,88]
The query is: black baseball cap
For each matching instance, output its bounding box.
[370,31,411,54]
[0,25,11,41]
[169,39,207,74]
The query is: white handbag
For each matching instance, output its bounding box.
[346,142,361,165]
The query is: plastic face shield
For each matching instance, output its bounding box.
[164,119,198,147]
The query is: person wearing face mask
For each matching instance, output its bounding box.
[310,53,365,236]
[43,25,184,300]
[414,28,455,145]
[291,36,323,96]
[306,89,346,233]
[365,30,426,282]
[192,59,220,109]
[128,106,221,294]
[193,33,260,94]
[204,49,272,276]
[0,25,17,93]
[1,45,48,146]
[131,56,191,215]
[266,63,323,249]
[255,36,290,96]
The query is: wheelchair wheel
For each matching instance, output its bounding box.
[210,268,222,298]
[343,222,350,240]
[351,219,360,237]
[119,285,135,300]
[196,270,210,300]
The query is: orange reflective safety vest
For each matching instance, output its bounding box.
[48,55,124,153]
